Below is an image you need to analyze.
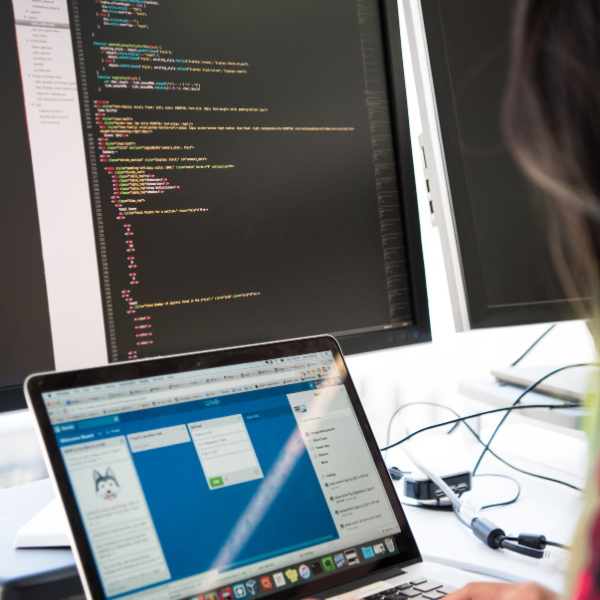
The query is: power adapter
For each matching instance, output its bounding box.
[403,470,472,501]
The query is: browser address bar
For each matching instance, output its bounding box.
[68,370,315,417]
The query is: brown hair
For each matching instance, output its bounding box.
[505,9,600,590]
[504,0,600,311]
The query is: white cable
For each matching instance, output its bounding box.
[402,438,569,572]
[401,442,463,510]
[540,547,571,572]
[459,497,482,524]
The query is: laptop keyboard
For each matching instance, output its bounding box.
[364,578,458,600]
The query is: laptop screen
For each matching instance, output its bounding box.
[42,350,403,600]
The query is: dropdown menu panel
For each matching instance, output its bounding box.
[188,415,264,490]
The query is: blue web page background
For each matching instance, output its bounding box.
[57,383,339,588]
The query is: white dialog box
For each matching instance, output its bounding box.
[61,437,171,597]
[187,414,264,490]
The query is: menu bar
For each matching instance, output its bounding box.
[45,353,338,424]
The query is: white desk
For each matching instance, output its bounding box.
[386,431,585,593]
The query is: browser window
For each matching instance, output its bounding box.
[43,351,402,600]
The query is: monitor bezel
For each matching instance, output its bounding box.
[341,0,431,353]
[418,0,589,330]
[26,335,422,600]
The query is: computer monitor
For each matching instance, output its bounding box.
[403,0,593,331]
[0,0,431,412]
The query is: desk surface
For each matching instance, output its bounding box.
[401,478,580,592]
[0,478,82,600]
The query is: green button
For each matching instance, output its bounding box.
[209,477,224,488]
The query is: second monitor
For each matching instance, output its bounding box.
[404,0,593,331]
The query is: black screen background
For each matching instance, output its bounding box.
[0,0,430,409]
[422,0,589,328]
[69,0,419,361]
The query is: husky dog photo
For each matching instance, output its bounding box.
[93,467,121,501]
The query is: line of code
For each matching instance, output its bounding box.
[67,0,415,361]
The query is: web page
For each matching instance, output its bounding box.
[44,352,401,600]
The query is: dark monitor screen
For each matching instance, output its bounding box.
[0,0,430,412]
[421,0,591,329]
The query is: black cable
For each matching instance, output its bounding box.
[475,474,521,509]
[391,417,567,561]
[454,505,566,559]
[502,535,570,550]
[385,402,548,489]
[380,402,576,451]
[386,402,457,450]
[401,499,454,512]
[456,515,565,559]
[474,451,581,491]
[499,539,544,559]
[448,475,519,521]
[388,466,410,480]
[447,333,576,437]
[472,363,598,477]
[511,324,556,367]
[385,401,550,494]
[386,405,573,564]
[381,401,583,491]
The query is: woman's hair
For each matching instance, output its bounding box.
[504,0,600,309]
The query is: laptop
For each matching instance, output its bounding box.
[25,335,472,600]
[491,365,598,404]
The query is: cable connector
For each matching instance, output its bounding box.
[540,547,571,572]
[518,533,547,549]
[459,497,482,525]
[472,518,506,549]
[388,466,405,481]
[403,471,471,501]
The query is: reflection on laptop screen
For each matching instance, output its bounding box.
[43,351,401,600]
